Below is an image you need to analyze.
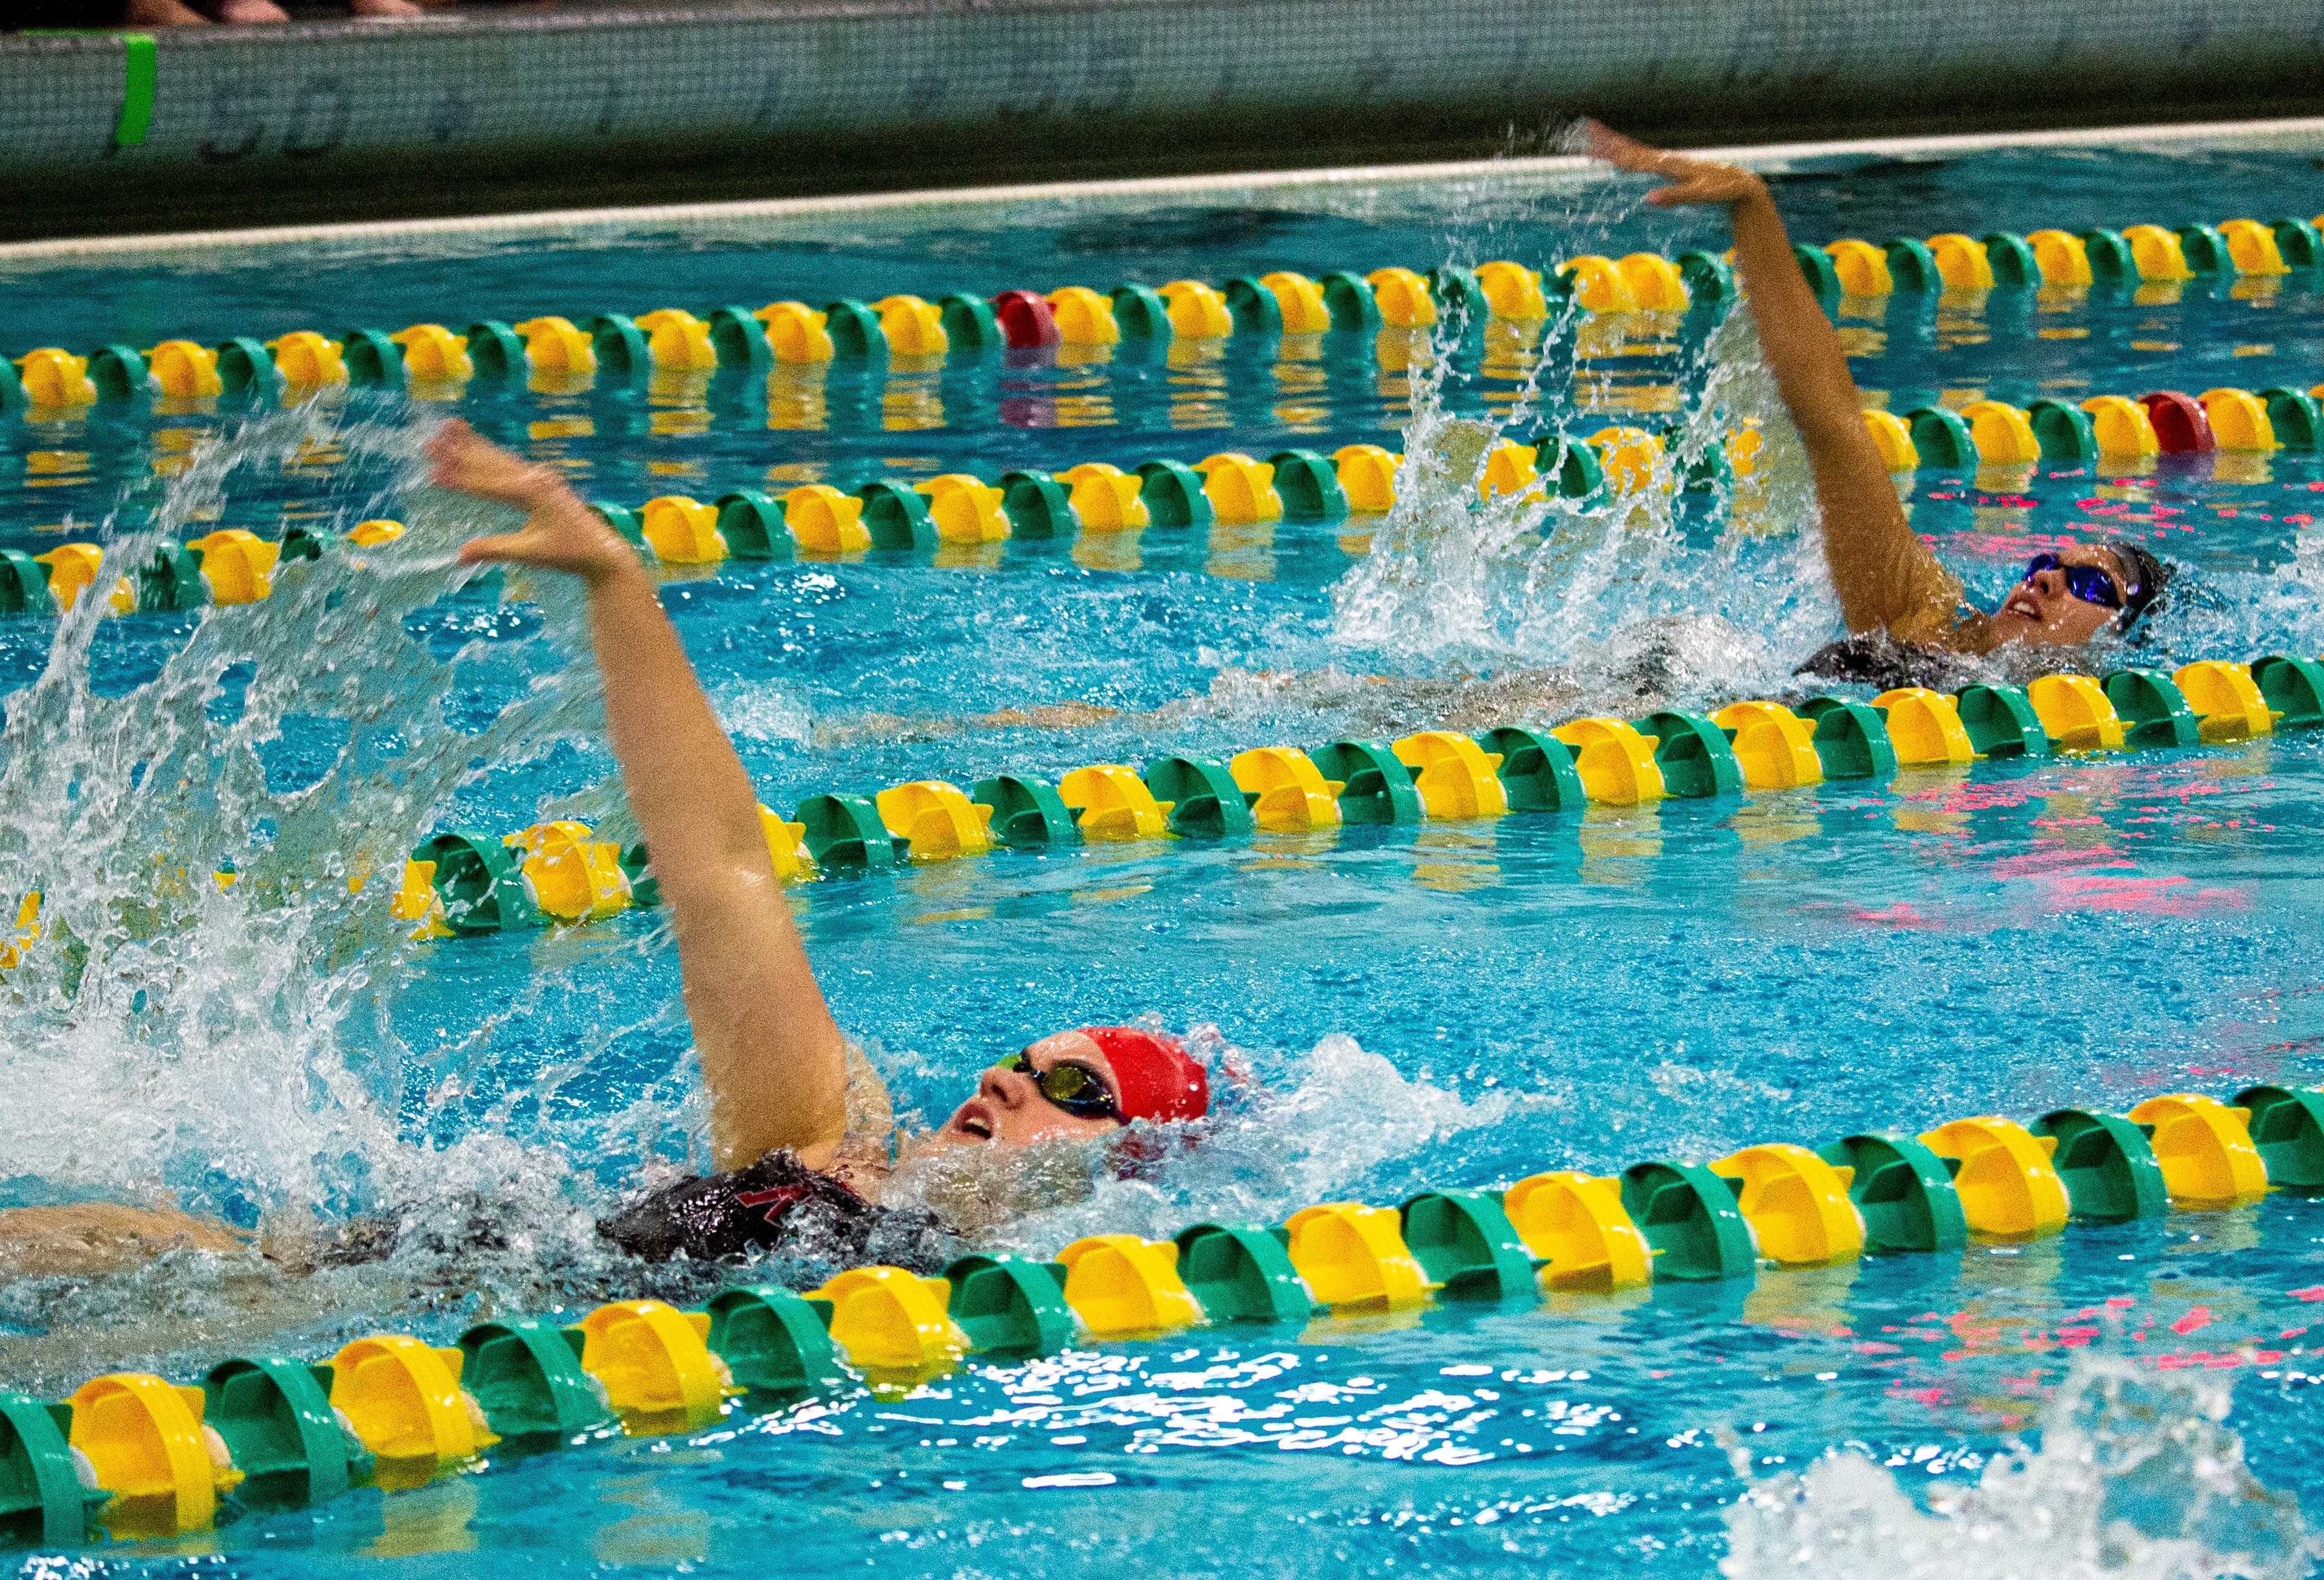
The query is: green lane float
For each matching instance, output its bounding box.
[7,1071,2316,1550]
[360,633,2310,934]
[14,207,2321,418]
[2029,1109,2169,1223]
[1814,1134,1967,1255]
[10,368,2317,626]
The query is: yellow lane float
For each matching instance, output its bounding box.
[758,804,813,883]
[186,528,279,605]
[35,544,131,615]
[1392,731,1508,818]
[1958,400,2042,464]
[916,473,1011,543]
[872,295,949,356]
[1926,233,1996,290]
[1501,1171,1654,1292]
[574,1300,733,1434]
[633,308,719,370]
[1057,462,1149,530]
[1193,452,1283,524]
[781,484,872,554]
[638,495,728,565]
[2217,219,2289,275]
[1055,1236,1205,1337]
[1259,271,1332,333]
[2080,395,2161,458]
[1046,286,1122,344]
[1556,255,1634,313]
[2026,673,2126,751]
[17,347,98,406]
[1332,443,1399,512]
[2025,229,2095,286]
[804,1267,967,1378]
[1478,440,1540,502]
[265,332,348,387]
[2172,660,2275,741]
[1862,409,1920,471]
[875,780,995,861]
[506,820,633,922]
[756,302,836,363]
[1281,1202,1434,1314]
[68,1373,240,1537]
[1364,267,1436,328]
[1229,747,1344,832]
[1158,280,1235,339]
[1589,426,1664,493]
[326,1335,495,1483]
[146,339,224,399]
[1871,688,1976,767]
[1825,239,1893,296]
[2199,387,2277,451]
[0,891,41,970]
[1709,1144,1864,1268]
[1917,1116,2068,1241]
[390,323,475,381]
[513,315,596,374]
[1476,260,1549,320]
[2125,1094,2268,1210]
[1057,764,1173,840]
[1548,717,1664,806]
[1617,252,1689,310]
[1711,701,1823,789]
[2121,223,2194,281]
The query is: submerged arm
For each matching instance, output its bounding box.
[1588,124,1978,648]
[429,420,853,1172]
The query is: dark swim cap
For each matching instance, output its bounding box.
[1080,1026,1209,1125]
[2110,542,2171,633]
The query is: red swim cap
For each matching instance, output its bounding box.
[1081,1026,1209,1125]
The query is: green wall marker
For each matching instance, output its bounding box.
[19,32,153,148]
[117,34,155,147]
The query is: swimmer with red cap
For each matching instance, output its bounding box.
[422,424,1213,1270]
[1,427,1213,1281]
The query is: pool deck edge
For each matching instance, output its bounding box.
[4,115,2321,271]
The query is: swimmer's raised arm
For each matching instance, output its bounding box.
[427,420,853,1172]
[1587,124,1984,651]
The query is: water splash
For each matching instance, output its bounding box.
[1329,282,1840,712]
[1721,1357,2312,1580]
[0,407,606,1226]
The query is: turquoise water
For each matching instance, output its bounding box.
[3,139,2324,1575]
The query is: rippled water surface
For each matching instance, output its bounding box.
[2,135,2323,1576]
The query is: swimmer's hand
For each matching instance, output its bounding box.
[428,418,637,587]
[1585,120,1766,209]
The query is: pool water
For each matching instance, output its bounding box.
[3,133,2324,1577]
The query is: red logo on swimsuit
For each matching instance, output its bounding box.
[735,1184,809,1225]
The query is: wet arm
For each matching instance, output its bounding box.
[431,422,852,1171]
[1722,185,1954,638]
[1588,124,1963,643]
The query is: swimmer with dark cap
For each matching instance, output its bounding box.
[1587,124,2172,686]
[1,425,1211,1282]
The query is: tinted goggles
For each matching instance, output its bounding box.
[1003,1053,1123,1122]
[2025,552,2123,610]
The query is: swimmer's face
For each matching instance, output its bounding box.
[1989,545,2128,646]
[936,1030,1125,1149]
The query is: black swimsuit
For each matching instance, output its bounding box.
[595,1149,954,1280]
[1794,632,1986,694]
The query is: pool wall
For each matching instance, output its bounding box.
[5,0,2323,239]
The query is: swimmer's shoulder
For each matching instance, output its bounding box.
[0,1202,251,1280]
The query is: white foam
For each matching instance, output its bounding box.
[1721,1358,2311,1580]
